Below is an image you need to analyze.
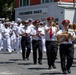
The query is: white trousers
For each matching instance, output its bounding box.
[15,37,21,52]
[11,39,16,51]
[42,38,46,52]
[0,33,3,50]
[3,37,12,52]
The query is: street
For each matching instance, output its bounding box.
[0,45,76,75]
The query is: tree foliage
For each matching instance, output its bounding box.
[0,0,15,20]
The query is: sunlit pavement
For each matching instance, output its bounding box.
[0,45,76,75]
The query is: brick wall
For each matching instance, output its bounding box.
[30,0,41,5]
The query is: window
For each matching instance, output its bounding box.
[45,0,49,3]
[26,0,29,5]
[42,0,45,3]
[23,0,30,6]
[23,0,26,6]
[19,0,30,6]
[41,0,53,3]
[20,0,22,6]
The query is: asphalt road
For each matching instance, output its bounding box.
[0,45,76,75]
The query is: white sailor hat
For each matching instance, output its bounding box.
[17,18,22,22]
[28,18,33,22]
[5,22,10,25]
[1,18,5,21]
[40,22,43,25]
[10,22,15,25]
[11,21,15,23]
[6,18,9,21]
[24,20,28,24]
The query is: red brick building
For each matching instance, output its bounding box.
[15,0,74,8]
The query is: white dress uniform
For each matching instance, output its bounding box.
[28,23,34,51]
[14,23,23,53]
[2,27,12,52]
[41,26,46,52]
[10,25,16,51]
[0,22,4,50]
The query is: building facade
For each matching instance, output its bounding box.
[15,0,76,28]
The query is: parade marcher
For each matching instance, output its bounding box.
[19,20,31,60]
[45,17,58,69]
[10,22,16,51]
[0,18,4,51]
[28,18,34,52]
[30,20,45,65]
[14,18,23,53]
[1,18,5,25]
[41,21,47,52]
[5,18,10,22]
[0,18,6,51]
[56,20,75,74]
[2,22,12,53]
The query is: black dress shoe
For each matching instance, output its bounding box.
[23,58,25,61]
[38,61,42,65]
[26,57,29,60]
[63,70,67,74]
[67,69,71,74]
[39,62,42,65]
[52,64,56,69]
[48,67,52,70]
[34,62,37,64]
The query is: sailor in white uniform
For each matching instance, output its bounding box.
[10,22,16,51]
[14,18,23,53]
[2,22,12,53]
[0,18,5,50]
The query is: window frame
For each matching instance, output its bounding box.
[19,0,23,7]
[26,0,30,6]
[19,0,30,7]
[41,0,53,3]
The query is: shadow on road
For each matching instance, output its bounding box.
[28,67,47,70]
[9,59,22,61]
[0,62,15,64]
[17,62,33,65]
[40,72,65,75]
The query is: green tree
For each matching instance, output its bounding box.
[0,0,15,20]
